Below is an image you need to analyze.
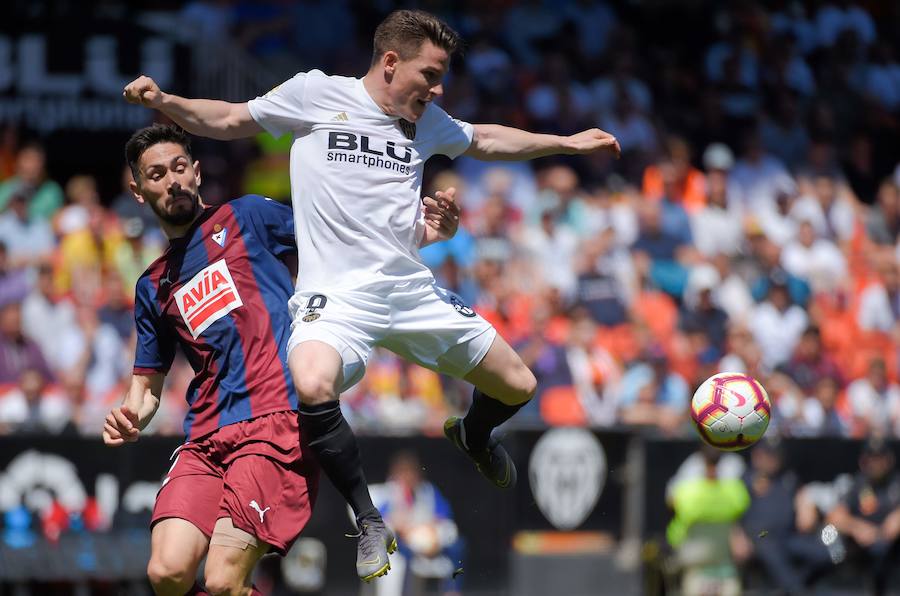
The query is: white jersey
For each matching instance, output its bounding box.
[247,70,474,291]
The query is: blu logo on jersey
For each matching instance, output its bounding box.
[175,259,244,338]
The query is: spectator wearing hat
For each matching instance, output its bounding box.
[827,438,900,595]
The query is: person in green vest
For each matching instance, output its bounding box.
[667,444,751,596]
[0,143,63,221]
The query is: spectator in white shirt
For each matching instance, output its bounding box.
[749,274,809,369]
[781,220,847,293]
[692,169,744,258]
[847,357,900,437]
[730,129,796,214]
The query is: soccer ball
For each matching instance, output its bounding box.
[690,372,772,451]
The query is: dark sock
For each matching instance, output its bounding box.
[298,401,378,521]
[462,389,526,451]
[185,582,210,595]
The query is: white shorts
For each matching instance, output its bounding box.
[287,280,496,393]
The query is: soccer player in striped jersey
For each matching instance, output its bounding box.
[102,124,460,593]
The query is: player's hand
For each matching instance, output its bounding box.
[422,187,460,244]
[563,128,621,159]
[123,76,164,108]
[102,405,141,446]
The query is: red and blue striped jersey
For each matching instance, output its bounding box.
[133,195,298,441]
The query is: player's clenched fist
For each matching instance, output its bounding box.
[564,128,621,159]
[123,75,164,108]
[102,405,141,446]
[422,187,459,243]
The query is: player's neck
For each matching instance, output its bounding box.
[362,71,395,117]
[160,208,204,242]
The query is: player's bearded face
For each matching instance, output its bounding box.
[134,143,202,226]
[389,41,449,122]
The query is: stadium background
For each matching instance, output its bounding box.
[2,1,900,594]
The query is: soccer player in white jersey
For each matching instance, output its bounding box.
[124,9,620,581]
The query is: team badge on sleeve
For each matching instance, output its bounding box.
[175,259,244,338]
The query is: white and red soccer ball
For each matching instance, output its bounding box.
[690,372,772,451]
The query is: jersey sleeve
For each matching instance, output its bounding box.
[247,72,312,138]
[234,195,296,259]
[132,276,176,374]
[425,104,474,159]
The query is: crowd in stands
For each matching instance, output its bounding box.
[2,0,900,439]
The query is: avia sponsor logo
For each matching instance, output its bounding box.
[174,259,244,338]
[326,131,413,175]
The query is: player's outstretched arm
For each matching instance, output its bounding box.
[463,124,621,161]
[123,76,262,141]
[102,373,164,446]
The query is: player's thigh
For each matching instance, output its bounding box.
[287,290,383,398]
[463,332,537,405]
[204,518,270,594]
[148,518,209,586]
[220,449,318,557]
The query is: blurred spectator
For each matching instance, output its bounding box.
[815,1,876,48]
[370,451,463,596]
[790,174,856,243]
[792,376,851,437]
[0,302,53,386]
[749,273,809,369]
[642,136,706,214]
[749,238,811,306]
[857,252,900,332]
[783,327,843,393]
[666,445,749,596]
[20,263,76,362]
[0,187,56,268]
[730,128,795,214]
[710,254,754,323]
[98,270,134,341]
[866,179,900,246]
[0,143,63,220]
[565,311,621,426]
[828,438,900,595]
[0,368,72,435]
[847,358,900,438]
[680,265,729,354]
[618,346,688,435]
[0,242,29,309]
[760,92,810,170]
[691,169,743,258]
[732,438,832,592]
[520,207,578,298]
[111,216,164,296]
[573,229,633,327]
[632,200,693,297]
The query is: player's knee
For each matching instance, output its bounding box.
[147,556,194,594]
[203,566,245,596]
[516,367,538,404]
[294,375,338,405]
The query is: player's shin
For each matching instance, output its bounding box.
[297,401,378,521]
[461,389,527,452]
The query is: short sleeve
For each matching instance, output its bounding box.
[423,104,474,159]
[233,195,296,259]
[132,276,175,374]
[247,72,312,139]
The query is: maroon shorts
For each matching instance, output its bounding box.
[151,410,319,555]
